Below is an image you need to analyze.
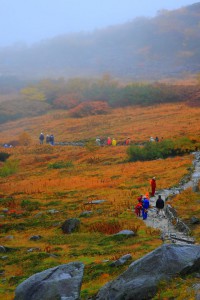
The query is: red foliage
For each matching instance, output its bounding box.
[53,93,81,109]
[68,101,110,118]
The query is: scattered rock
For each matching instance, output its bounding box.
[79,211,93,217]
[27,248,41,253]
[0,246,6,253]
[0,245,16,252]
[14,262,84,300]
[1,256,8,260]
[191,216,200,224]
[4,235,14,240]
[110,254,132,267]
[86,200,106,204]
[52,222,62,227]
[29,235,42,241]
[96,244,200,300]
[33,212,43,218]
[114,230,135,236]
[61,218,80,234]
[47,209,60,214]
[192,283,200,300]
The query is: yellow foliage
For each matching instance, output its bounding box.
[21,87,46,101]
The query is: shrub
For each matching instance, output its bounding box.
[68,101,110,118]
[18,132,32,146]
[0,152,10,162]
[48,161,74,169]
[21,199,41,211]
[0,159,19,177]
[127,138,195,162]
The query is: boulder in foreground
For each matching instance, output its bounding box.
[96,244,200,300]
[14,262,84,300]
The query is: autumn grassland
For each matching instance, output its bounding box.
[0,102,200,299]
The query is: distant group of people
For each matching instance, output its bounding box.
[39,133,55,145]
[95,137,131,147]
[95,136,164,146]
[134,193,150,220]
[134,177,165,220]
[149,136,160,142]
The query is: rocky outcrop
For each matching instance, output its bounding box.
[96,244,200,300]
[61,218,80,234]
[14,262,84,300]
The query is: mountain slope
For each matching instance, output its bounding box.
[0,3,200,79]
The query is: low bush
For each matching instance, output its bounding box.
[0,159,19,177]
[0,152,10,162]
[68,101,110,118]
[127,138,196,162]
[21,199,41,211]
[48,161,74,169]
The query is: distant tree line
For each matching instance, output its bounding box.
[0,75,199,123]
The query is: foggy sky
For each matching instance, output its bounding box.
[0,0,197,47]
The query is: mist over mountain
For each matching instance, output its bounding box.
[1,2,200,80]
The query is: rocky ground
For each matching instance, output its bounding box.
[144,151,200,245]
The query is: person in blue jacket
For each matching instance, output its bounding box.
[142,196,150,220]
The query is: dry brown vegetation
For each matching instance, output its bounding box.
[0,102,199,299]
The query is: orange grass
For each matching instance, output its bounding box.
[0,103,199,299]
[0,103,200,144]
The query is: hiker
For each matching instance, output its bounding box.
[96,137,101,146]
[142,196,150,220]
[107,137,112,146]
[46,135,50,144]
[156,195,165,217]
[39,133,44,144]
[145,191,150,200]
[125,137,131,146]
[150,177,156,197]
[134,195,143,217]
[49,134,54,145]
[135,200,142,217]
[155,136,159,142]
[112,138,117,146]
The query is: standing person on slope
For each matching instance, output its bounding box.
[156,195,165,217]
[39,133,44,145]
[142,196,149,220]
[150,177,156,197]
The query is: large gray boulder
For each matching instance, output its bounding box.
[14,262,84,300]
[96,244,200,300]
[61,218,80,234]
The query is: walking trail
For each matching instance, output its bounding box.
[143,151,200,245]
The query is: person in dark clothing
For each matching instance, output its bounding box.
[156,195,165,217]
[39,133,44,144]
[46,135,50,144]
[49,134,54,145]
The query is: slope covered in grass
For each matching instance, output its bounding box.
[0,103,199,299]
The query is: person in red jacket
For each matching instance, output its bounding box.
[150,177,156,197]
[134,196,143,217]
[107,137,112,146]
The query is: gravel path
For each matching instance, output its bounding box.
[143,152,200,244]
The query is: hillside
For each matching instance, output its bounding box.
[0,3,200,80]
[0,103,200,299]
